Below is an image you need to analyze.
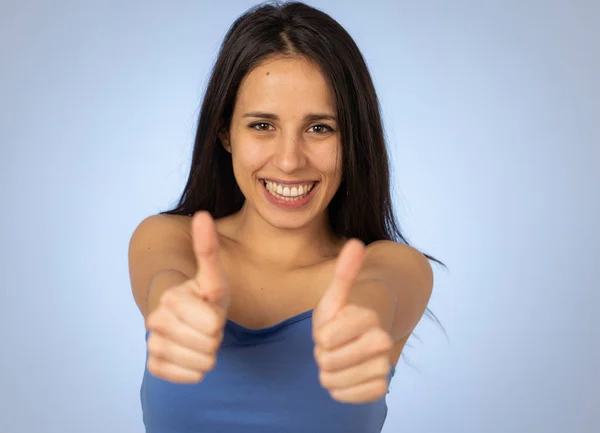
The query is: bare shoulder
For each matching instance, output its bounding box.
[128,213,195,317]
[128,213,194,254]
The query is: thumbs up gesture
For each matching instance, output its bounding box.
[145,211,230,384]
[312,239,394,403]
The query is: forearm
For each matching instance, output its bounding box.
[351,242,434,342]
[345,278,399,340]
[145,269,190,320]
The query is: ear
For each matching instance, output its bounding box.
[218,128,231,154]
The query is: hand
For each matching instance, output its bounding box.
[145,211,231,384]
[312,239,394,404]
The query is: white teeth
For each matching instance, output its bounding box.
[263,179,316,200]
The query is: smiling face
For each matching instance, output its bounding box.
[219,56,343,230]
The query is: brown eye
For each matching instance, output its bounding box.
[249,122,273,131]
[309,124,334,134]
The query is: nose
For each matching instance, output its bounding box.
[271,133,308,173]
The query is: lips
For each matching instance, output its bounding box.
[259,178,319,209]
[259,178,319,187]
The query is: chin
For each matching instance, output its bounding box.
[258,209,318,230]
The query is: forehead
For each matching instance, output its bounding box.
[235,56,336,113]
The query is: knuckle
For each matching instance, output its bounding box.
[316,332,332,349]
[147,335,167,356]
[378,357,390,374]
[207,322,220,336]
[368,329,392,351]
[206,315,224,336]
[313,346,330,370]
[160,290,176,304]
[147,313,170,334]
[317,337,329,349]
[313,346,321,362]
[376,379,388,396]
[188,368,205,382]
[319,371,332,388]
[378,331,394,349]
[208,337,221,353]
[182,279,199,292]
[145,313,157,329]
[147,356,164,377]
[313,330,323,346]
[204,356,217,371]
[318,353,334,371]
[363,308,379,325]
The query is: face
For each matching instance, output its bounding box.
[219,56,343,229]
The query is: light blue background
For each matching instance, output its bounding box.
[1,1,598,432]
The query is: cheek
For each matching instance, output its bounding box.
[312,146,342,175]
[232,141,267,172]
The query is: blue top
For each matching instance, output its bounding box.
[141,309,396,433]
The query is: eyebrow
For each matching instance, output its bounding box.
[242,111,337,122]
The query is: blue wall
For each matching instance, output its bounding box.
[1,1,598,432]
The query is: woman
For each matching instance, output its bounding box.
[128,1,445,432]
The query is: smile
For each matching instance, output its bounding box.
[259,179,319,208]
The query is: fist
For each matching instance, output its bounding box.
[145,211,231,384]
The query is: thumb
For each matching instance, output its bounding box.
[312,239,366,330]
[191,211,230,312]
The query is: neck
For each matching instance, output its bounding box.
[225,202,343,271]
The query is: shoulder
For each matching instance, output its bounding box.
[364,239,412,259]
[363,240,432,279]
[130,213,185,238]
[128,213,197,318]
[161,213,194,232]
[135,212,192,228]
[130,213,243,255]
[129,213,194,249]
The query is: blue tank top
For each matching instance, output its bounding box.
[141,309,396,432]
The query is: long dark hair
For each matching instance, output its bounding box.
[160,1,448,348]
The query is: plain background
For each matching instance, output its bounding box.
[1,0,598,432]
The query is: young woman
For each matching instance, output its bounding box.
[128,2,445,432]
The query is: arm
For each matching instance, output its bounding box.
[310,240,434,403]
[347,241,434,343]
[128,214,197,320]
